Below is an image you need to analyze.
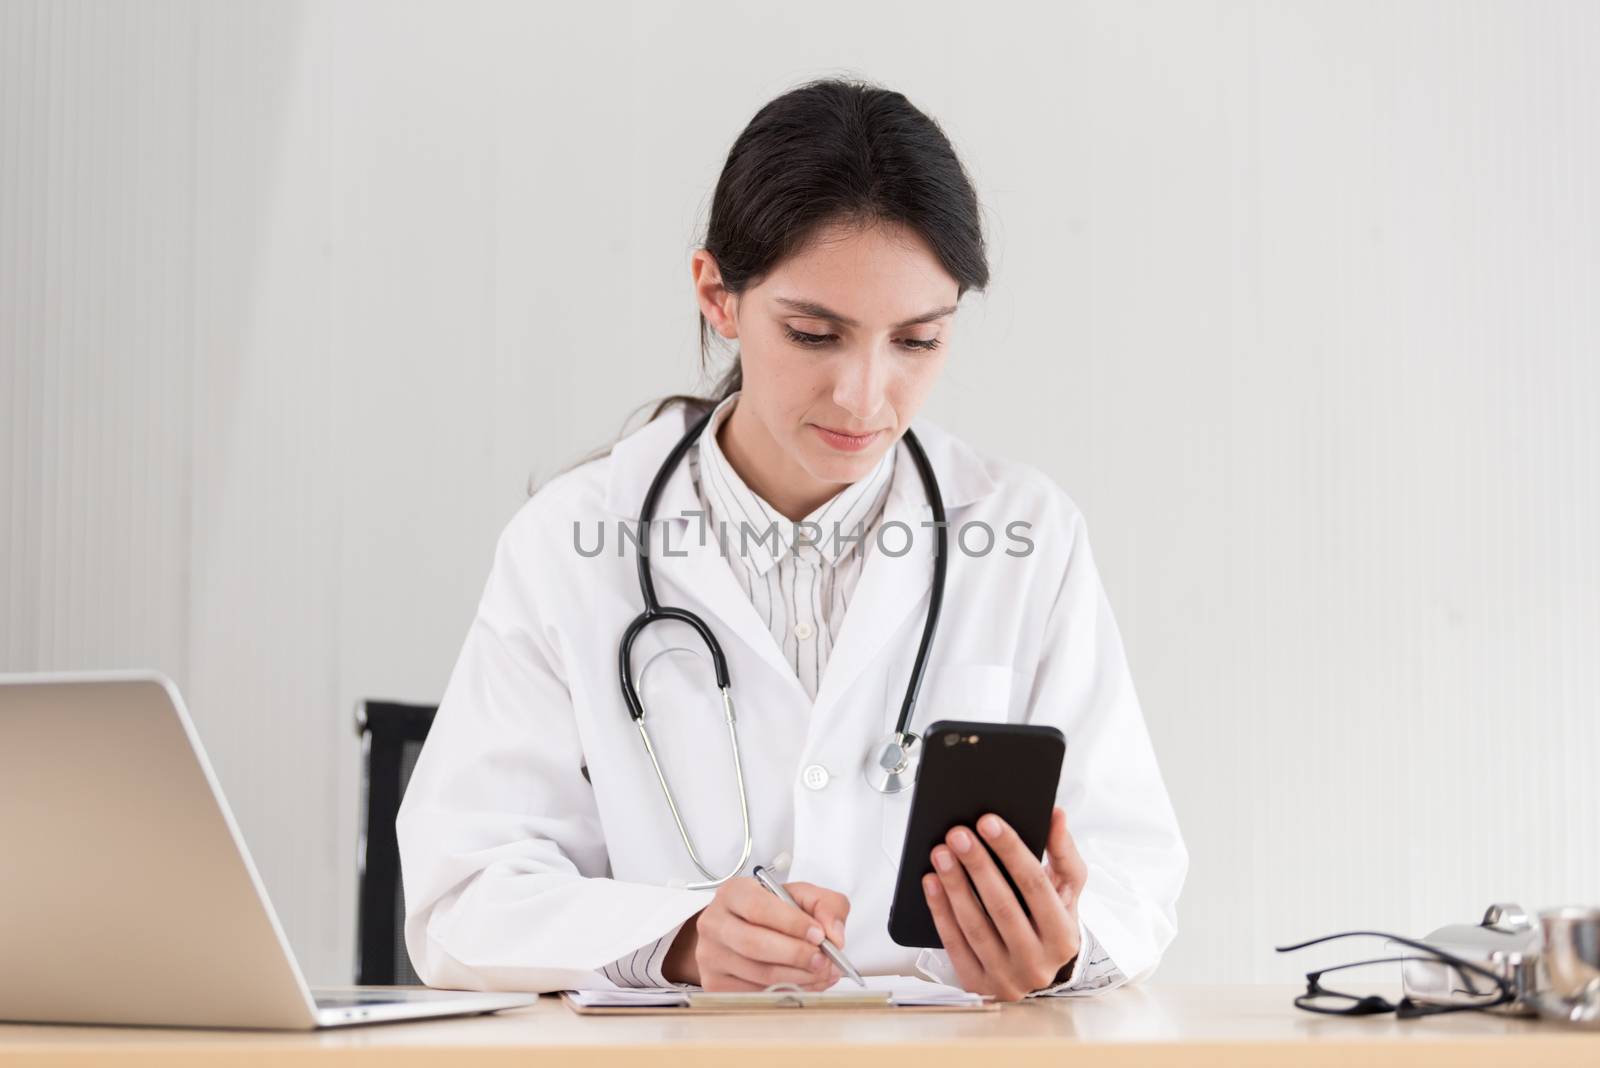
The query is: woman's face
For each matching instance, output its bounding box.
[692,218,961,516]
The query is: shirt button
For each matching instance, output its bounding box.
[793,621,816,641]
[802,764,830,790]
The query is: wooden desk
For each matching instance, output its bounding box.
[1,985,1594,1067]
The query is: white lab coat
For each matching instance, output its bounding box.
[396,403,1188,993]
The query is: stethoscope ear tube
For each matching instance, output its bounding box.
[634,685,753,889]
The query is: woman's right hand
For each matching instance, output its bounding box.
[663,877,851,991]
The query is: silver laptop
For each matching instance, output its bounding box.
[0,670,539,1030]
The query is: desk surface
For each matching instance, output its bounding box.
[1,985,1595,1067]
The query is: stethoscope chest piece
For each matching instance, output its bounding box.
[863,731,922,794]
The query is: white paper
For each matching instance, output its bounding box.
[565,974,981,1009]
[564,987,689,1007]
[846,974,983,1005]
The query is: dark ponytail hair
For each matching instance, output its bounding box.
[541,75,990,490]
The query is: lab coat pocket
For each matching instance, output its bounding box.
[878,663,1015,865]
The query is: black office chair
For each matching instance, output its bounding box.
[354,699,437,986]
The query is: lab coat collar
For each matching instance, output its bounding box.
[601,402,997,709]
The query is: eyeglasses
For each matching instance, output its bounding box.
[1276,930,1515,1019]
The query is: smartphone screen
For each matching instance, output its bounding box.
[887,719,1066,948]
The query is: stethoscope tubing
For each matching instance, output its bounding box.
[620,403,946,735]
[889,423,946,741]
[616,401,947,885]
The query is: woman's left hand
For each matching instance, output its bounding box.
[922,805,1087,1002]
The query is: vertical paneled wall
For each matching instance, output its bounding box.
[2,0,1595,984]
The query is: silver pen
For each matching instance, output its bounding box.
[750,864,865,987]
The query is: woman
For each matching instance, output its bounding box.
[397,77,1186,1001]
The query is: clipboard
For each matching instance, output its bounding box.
[562,982,999,1015]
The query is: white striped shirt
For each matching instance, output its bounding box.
[686,391,896,701]
[597,932,674,989]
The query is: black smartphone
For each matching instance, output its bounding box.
[887,719,1066,948]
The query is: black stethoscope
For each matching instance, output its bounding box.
[617,403,948,888]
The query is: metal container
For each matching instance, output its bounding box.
[1532,906,1600,1025]
[1400,903,1542,1016]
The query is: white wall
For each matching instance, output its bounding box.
[3,0,1596,986]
